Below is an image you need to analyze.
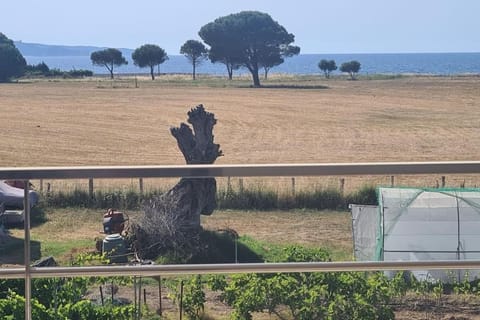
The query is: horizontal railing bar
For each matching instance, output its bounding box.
[1,161,480,180]
[2,260,480,279]
[0,268,28,279]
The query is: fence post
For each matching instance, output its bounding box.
[39,179,43,194]
[227,177,232,194]
[158,276,162,316]
[239,178,244,193]
[390,176,395,187]
[89,178,94,199]
[441,176,446,188]
[139,178,144,195]
[339,178,345,195]
[291,177,296,195]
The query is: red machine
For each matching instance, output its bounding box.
[102,209,126,234]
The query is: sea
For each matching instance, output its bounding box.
[23,52,480,76]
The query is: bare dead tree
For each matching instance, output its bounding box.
[129,105,222,259]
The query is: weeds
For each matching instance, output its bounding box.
[41,184,377,211]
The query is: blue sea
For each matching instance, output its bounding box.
[24,52,480,76]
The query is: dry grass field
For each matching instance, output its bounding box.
[1,75,480,191]
[1,75,479,166]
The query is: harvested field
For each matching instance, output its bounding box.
[1,76,479,166]
[1,75,479,192]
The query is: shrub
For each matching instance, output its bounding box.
[211,246,395,320]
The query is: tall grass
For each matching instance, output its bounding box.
[41,184,377,211]
[42,188,165,210]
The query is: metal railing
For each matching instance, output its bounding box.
[1,161,480,320]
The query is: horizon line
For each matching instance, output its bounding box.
[14,40,480,56]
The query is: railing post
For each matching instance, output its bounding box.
[23,180,32,320]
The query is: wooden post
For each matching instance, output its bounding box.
[291,177,296,195]
[89,178,94,199]
[441,176,446,188]
[239,178,244,193]
[110,281,114,302]
[99,286,104,306]
[179,280,184,320]
[158,276,162,316]
[390,176,395,187]
[139,178,144,195]
[39,179,43,194]
[339,178,345,195]
[227,176,232,194]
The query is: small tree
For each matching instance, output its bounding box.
[180,40,208,80]
[0,33,26,82]
[340,60,361,80]
[261,45,300,80]
[132,44,168,80]
[90,48,127,79]
[318,59,337,79]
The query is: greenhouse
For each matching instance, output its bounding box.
[351,187,480,282]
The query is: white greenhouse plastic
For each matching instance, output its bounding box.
[351,187,480,282]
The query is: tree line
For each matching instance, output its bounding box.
[89,11,301,86]
[318,59,361,80]
[1,11,362,85]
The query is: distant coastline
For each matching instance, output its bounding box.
[16,41,480,76]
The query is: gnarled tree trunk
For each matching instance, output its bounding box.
[131,105,222,259]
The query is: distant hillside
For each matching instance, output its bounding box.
[14,41,133,57]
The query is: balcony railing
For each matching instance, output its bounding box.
[1,161,480,320]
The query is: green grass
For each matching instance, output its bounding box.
[38,239,94,262]
[238,235,351,262]
[237,235,286,261]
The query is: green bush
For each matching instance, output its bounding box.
[210,246,394,320]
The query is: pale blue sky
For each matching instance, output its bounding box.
[2,0,479,54]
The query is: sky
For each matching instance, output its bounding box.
[2,0,480,54]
